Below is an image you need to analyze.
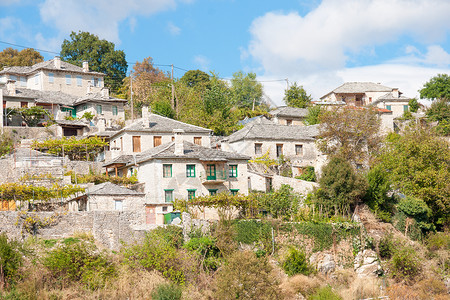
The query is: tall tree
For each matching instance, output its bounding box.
[60,31,127,92]
[180,69,210,89]
[317,106,381,165]
[426,99,450,136]
[230,71,263,110]
[420,74,450,101]
[0,48,43,69]
[283,82,312,108]
[376,127,450,227]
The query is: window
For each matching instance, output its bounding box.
[286,119,292,126]
[35,74,39,85]
[255,143,262,155]
[206,164,216,180]
[114,200,123,210]
[162,206,168,212]
[163,164,172,178]
[20,77,26,87]
[96,104,102,114]
[276,144,283,158]
[153,136,162,147]
[112,105,118,116]
[65,74,71,85]
[386,105,391,111]
[186,164,196,177]
[20,102,28,108]
[10,75,17,81]
[48,73,54,83]
[230,189,239,196]
[208,189,218,196]
[369,97,372,103]
[295,144,303,156]
[229,165,238,178]
[403,105,409,112]
[187,189,196,200]
[76,75,82,86]
[132,136,141,152]
[194,137,202,145]
[82,104,88,111]
[164,190,174,203]
[92,77,99,87]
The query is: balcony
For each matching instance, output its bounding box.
[199,170,227,184]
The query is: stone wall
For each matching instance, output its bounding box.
[4,126,58,141]
[0,211,148,250]
[65,161,104,175]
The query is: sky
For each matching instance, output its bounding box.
[1,0,450,106]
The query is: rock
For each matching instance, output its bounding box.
[310,251,336,275]
[354,249,383,278]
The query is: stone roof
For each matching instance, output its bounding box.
[74,93,127,105]
[371,92,411,105]
[103,155,135,167]
[226,123,320,143]
[270,106,309,118]
[55,119,89,127]
[111,114,212,137]
[0,58,104,76]
[87,182,144,195]
[321,82,393,99]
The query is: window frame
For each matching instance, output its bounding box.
[295,144,303,156]
[96,104,102,114]
[112,105,118,116]
[76,75,82,86]
[403,105,409,112]
[208,189,218,196]
[276,144,283,158]
[230,189,239,196]
[187,189,196,200]
[193,137,202,145]
[386,105,392,111]
[163,164,172,178]
[164,189,174,203]
[132,136,141,153]
[254,143,262,155]
[229,165,238,178]
[186,164,196,177]
[65,74,71,85]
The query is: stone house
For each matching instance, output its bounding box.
[106,108,213,161]
[320,82,411,118]
[269,106,309,126]
[103,130,250,223]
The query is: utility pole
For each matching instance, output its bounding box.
[171,64,175,110]
[285,78,289,90]
[130,71,134,121]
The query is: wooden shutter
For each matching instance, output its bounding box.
[154,136,162,147]
[132,136,141,152]
[194,137,202,145]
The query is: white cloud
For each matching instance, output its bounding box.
[167,22,181,36]
[0,16,34,43]
[39,0,178,43]
[193,55,210,71]
[247,0,450,77]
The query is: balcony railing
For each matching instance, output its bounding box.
[199,170,227,184]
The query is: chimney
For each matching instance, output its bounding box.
[97,117,106,132]
[101,87,109,98]
[82,61,89,72]
[142,106,149,119]
[173,129,185,155]
[6,80,16,96]
[392,88,399,98]
[54,56,61,69]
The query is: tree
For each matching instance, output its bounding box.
[283,82,312,108]
[419,74,450,101]
[12,106,49,127]
[408,98,419,113]
[180,69,210,89]
[0,48,43,69]
[313,156,367,217]
[60,31,127,92]
[317,106,381,165]
[377,127,450,227]
[304,105,322,125]
[363,165,396,221]
[426,99,450,136]
[230,71,264,110]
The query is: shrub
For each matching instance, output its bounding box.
[309,286,342,300]
[390,245,422,282]
[214,251,280,300]
[234,220,272,252]
[295,166,316,182]
[43,241,116,290]
[150,226,184,249]
[378,234,394,259]
[282,247,313,276]
[184,236,221,271]
[0,233,23,288]
[151,283,182,300]
[426,231,450,251]
[0,132,13,159]
[257,184,301,220]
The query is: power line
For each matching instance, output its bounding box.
[0,40,60,55]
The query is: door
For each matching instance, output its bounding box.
[132,136,141,152]
[153,136,162,147]
[145,205,156,224]
[206,164,216,180]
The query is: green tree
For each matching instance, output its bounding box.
[420,74,450,101]
[60,31,127,92]
[364,165,396,221]
[0,132,13,158]
[426,99,450,136]
[0,233,23,289]
[314,156,367,217]
[258,184,301,220]
[377,128,450,227]
[230,71,264,110]
[180,69,210,89]
[12,106,49,127]
[318,106,381,165]
[408,98,419,113]
[283,82,312,108]
[152,99,175,119]
[304,105,322,125]
[0,47,43,69]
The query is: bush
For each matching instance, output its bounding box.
[0,233,23,288]
[258,184,301,220]
[282,247,313,276]
[390,245,422,282]
[184,236,221,271]
[151,283,182,300]
[214,251,280,299]
[309,286,342,300]
[426,231,450,251]
[43,241,116,290]
[378,234,394,259]
[295,166,316,182]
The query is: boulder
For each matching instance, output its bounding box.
[310,251,336,275]
[354,249,383,278]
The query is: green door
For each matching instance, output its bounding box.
[207,164,216,180]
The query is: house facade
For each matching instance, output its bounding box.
[269,106,309,126]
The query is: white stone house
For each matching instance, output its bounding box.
[320,82,411,118]
[106,109,213,161]
[103,130,250,223]
[269,106,309,126]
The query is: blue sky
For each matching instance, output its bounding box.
[1,0,450,105]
